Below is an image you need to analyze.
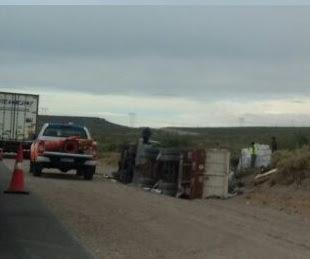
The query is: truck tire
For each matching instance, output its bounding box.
[159,181,178,197]
[162,188,178,196]
[33,163,42,177]
[138,177,155,188]
[29,161,34,174]
[84,167,95,180]
[76,169,83,176]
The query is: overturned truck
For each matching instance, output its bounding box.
[117,138,231,199]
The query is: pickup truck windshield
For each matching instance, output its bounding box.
[43,125,87,139]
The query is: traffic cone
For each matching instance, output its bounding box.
[4,145,29,194]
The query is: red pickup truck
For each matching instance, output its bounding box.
[30,123,97,180]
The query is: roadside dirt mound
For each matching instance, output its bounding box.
[271,147,310,185]
[246,178,310,217]
[240,147,310,217]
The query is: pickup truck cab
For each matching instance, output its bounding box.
[30,123,97,180]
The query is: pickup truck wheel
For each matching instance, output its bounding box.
[33,163,42,177]
[29,161,34,174]
[84,167,95,180]
[76,169,83,176]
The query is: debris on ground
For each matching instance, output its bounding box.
[254,168,278,185]
[237,146,310,216]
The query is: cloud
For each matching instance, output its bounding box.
[10,89,307,127]
[1,5,310,126]
[1,0,310,6]
[1,6,310,98]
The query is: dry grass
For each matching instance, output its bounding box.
[98,152,120,166]
[95,152,120,177]
[272,146,310,185]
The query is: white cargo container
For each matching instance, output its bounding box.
[237,144,272,171]
[0,91,39,152]
[203,149,230,198]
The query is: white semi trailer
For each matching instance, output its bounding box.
[0,91,39,153]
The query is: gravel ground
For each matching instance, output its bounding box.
[3,158,310,259]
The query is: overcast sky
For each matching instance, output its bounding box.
[1,0,310,5]
[1,3,310,127]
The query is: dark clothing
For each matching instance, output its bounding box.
[251,154,257,168]
[271,139,278,153]
[250,144,257,168]
[142,127,152,144]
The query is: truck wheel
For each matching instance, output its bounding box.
[76,169,83,176]
[33,163,42,177]
[29,161,34,174]
[138,177,155,188]
[84,167,95,180]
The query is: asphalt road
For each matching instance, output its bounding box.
[0,161,95,259]
[3,159,310,259]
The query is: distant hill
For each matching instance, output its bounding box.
[38,115,129,133]
[162,126,310,155]
[37,115,140,152]
[36,116,310,155]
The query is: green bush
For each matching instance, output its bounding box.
[157,133,194,148]
[296,133,309,148]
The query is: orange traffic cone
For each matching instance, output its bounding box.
[4,145,29,194]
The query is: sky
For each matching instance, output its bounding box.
[1,0,310,5]
[1,3,310,127]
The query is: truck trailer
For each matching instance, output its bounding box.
[0,91,39,154]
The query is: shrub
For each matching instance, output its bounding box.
[158,133,194,148]
[272,146,310,185]
[296,133,309,148]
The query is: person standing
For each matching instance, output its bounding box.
[142,127,152,144]
[271,136,278,153]
[250,142,257,168]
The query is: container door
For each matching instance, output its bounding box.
[203,174,229,198]
[0,93,15,140]
[0,93,38,141]
[190,150,206,199]
[203,149,230,198]
[190,174,204,199]
[14,95,38,141]
[205,149,230,176]
[14,94,24,140]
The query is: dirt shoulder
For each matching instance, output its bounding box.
[4,159,310,259]
[242,172,310,217]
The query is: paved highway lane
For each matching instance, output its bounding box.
[0,161,95,259]
[4,159,310,259]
